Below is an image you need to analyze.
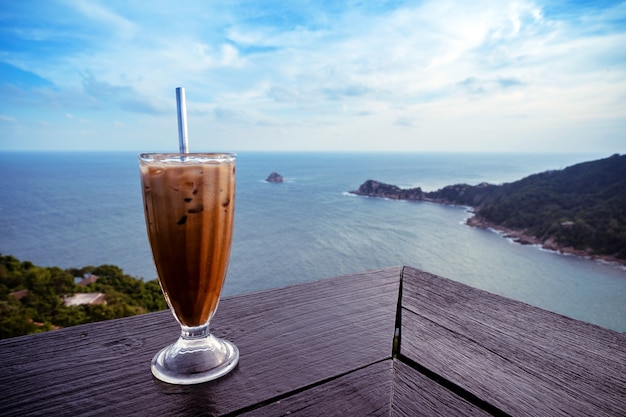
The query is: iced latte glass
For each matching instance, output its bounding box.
[139,153,238,384]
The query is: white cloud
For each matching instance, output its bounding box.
[0,115,17,123]
[1,0,624,152]
[69,0,137,40]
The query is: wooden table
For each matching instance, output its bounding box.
[1,266,624,416]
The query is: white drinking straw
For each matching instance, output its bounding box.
[176,87,189,153]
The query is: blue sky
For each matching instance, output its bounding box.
[1,0,625,152]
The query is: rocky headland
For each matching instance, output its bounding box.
[350,154,626,265]
[350,180,425,201]
[350,180,498,206]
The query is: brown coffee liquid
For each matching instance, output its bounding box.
[140,157,235,327]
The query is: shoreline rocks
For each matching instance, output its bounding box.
[467,215,626,267]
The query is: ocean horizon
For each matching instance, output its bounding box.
[1,150,625,332]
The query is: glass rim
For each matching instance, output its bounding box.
[139,152,236,162]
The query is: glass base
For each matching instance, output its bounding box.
[151,332,239,385]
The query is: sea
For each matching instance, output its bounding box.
[1,151,625,332]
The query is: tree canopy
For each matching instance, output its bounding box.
[475,154,626,259]
[353,154,626,260]
[0,254,167,339]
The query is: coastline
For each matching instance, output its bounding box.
[350,172,626,270]
[466,214,626,268]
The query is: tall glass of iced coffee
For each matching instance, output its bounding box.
[139,153,238,385]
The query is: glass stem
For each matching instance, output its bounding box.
[180,323,211,340]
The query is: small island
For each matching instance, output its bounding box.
[350,154,626,265]
[266,172,284,183]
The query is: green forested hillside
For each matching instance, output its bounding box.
[476,154,626,260]
[354,154,626,261]
[0,254,167,339]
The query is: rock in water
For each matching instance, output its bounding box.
[266,172,284,183]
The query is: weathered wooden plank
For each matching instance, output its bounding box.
[235,358,493,417]
[399,266,626,416]
[0,267,401,416]
[239,360,394,416]
[391,359,492,417]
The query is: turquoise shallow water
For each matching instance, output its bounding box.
[1,151,624,331]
